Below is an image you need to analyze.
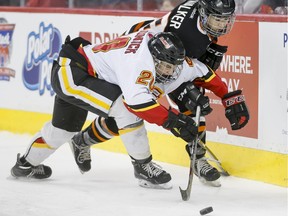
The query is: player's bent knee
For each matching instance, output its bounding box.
[41,121,76,149]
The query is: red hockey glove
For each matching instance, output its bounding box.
[222,90,249,130]
[162,109,198,142]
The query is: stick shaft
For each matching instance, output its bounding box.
[179,104,201,201]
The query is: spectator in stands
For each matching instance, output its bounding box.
[0,0,19,6]
[73,0,102,8]
[235,0,287,14]
[235,0,264,13]
[74,0,161,11]
[26,0,68,7]
[159,0,183,11]
[260,0,288,14]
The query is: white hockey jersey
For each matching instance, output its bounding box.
[81,30,210,126]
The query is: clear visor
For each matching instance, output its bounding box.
[203,13,235,37]
[155,59,183,84]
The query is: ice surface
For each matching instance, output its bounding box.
[0,131,287,216]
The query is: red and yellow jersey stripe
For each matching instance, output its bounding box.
[194,67,228,98]
[124,100,177,126]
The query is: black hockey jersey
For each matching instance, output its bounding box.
[123,0,213,58]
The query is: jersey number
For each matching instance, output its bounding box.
[136,70,155,91]
[92,37,131,53]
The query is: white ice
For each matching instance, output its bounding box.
[0,131,287,216]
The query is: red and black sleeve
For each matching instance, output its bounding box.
[193,68,228,98]
[124,100,178,126]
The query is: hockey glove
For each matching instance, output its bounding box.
[64,35,91,49]
[222,90,249,130]
[198,43,227,71]
[162,109,198,142]
[168,82,212,116]
[185,84,212,116]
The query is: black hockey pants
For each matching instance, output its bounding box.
[50,42,121,132]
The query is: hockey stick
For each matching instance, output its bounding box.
[195,129,229,176]
[197,139,230,176]
[179,104,201,201]
[187,112,229,177]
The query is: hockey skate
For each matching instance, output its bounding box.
[69,132,91,173]
[131,156,172,189]
[11,153,52,179]
[194,157,221,187]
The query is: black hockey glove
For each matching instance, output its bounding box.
[162,109,198,142]
[169,82,212,116]
[184,84,213,116]
[64,35,91,49]
[198,43,228,71]
[222,90,249,130]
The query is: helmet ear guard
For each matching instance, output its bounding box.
[148,32,185,84]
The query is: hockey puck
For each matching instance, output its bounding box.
[199,206,213,215]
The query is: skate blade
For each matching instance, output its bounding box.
[78,168,85,174]
[199,177,221,187]
[138,179,173,190]
[8,174,52,182]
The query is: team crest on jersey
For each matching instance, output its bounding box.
[22,22,62,96]
[0,18,15,81]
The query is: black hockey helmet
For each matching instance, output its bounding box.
[148,32,185,83]
[198,0,236,37]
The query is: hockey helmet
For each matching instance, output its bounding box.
[198,0,236,37]
[148,32,185,84]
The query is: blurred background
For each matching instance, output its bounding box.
[0,0,287,14]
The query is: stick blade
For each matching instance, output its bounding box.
[179,186,190,201]
[220,170,230,176]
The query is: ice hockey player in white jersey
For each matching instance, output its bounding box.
[11,30,249,190]
[122,0,250,186]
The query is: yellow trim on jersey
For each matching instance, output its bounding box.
[205,66,216,82]
[118,123,144,135]
[123,97,161,112]
[32,142,54,149]
[129,102,160,112]
[205,72,216,82]
[59,58,111,112]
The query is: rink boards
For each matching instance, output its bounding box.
[0,7,287,187]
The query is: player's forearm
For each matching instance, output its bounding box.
[124,101,178,126]
[194,73,228,98]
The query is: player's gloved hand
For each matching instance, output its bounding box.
[222,90,249,130]
[185,84,212,116]
[198,43,227,71]
[64,35,91,49]
[162,109,198,142]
